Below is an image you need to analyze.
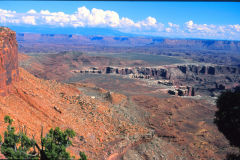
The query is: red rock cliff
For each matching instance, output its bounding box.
[0,27,19,96]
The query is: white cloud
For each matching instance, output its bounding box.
[0,7,239,40]
[136,17,157,29]
[22,16,36,25]
[40,10,51,15]
[185,20,194,28]
[0,9,16,14]
[120,17,135,27]
[27,9,37,14]
[145,17,157,26]
[229,24,240,32]
[168,22,179,28]
[165,28,172,32]
[76,6,90,19]
[167,22,179,33]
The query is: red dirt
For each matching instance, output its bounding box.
[0,68,148,159]
[132,95,236,159]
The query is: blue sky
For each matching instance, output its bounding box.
[0,1,240,40]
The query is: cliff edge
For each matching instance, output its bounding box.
[0,27,19,96]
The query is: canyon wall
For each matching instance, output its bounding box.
[77,65,240,80]
[74,64,240,96]
[0,27,19,96]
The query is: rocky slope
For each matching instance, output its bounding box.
[129,95,237,160]
[0,27,150,159]
[0,27,19,96]
[63,72,238,160]
[0,68,152,159]
[2,69,235,159]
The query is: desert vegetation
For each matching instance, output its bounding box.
[215,86,240,159]
[0,116,87,160]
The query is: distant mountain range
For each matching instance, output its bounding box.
[16,32,240,52]
[8,25,140,37]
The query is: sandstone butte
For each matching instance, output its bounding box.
[0,27,150,159]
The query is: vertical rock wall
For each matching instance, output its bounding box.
[0,27,19,96]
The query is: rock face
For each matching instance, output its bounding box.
[74,64,240,96]
[75,65,240,79]
[0,27,19,96]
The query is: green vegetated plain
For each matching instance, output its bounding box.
[67,73,169,98]
[86,52,186,65]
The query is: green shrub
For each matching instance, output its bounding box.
[79,151,87,160]
[40,127,76,160]
[214,86,240,148]
[214,86,240,159]
[0,116,87,160]
[1,116,38,159]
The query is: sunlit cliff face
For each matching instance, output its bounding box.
[0,27,19,96]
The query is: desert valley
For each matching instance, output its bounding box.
[0,25,239,160]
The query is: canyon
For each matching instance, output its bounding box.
[0,27,239,159]
[17,33,240,66]
[72,64,240,97]
[19,49,240,97]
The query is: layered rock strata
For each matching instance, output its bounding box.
[0,27,19,96]
[72,64,240,96]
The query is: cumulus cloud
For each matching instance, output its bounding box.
[185,20,215,33]
[181,20,240,39]
[165,22,180,33]
[185,20,194,29]
[22,16,36,25]
[139,17,157,27]
[27,9,37,14]
[0,7,239,40]
[0,7,161,30]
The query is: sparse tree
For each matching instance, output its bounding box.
[214,86,240,159]
[40,127,76,160]
[0,116,87,160]
[79,151,87,160]
[0,115,38,159]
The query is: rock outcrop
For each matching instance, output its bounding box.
[0,27,19,96]
[74,65,240,79]
[73,64,240,96]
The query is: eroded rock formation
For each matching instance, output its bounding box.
[0,27,19,96]
[73,64,240,96]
